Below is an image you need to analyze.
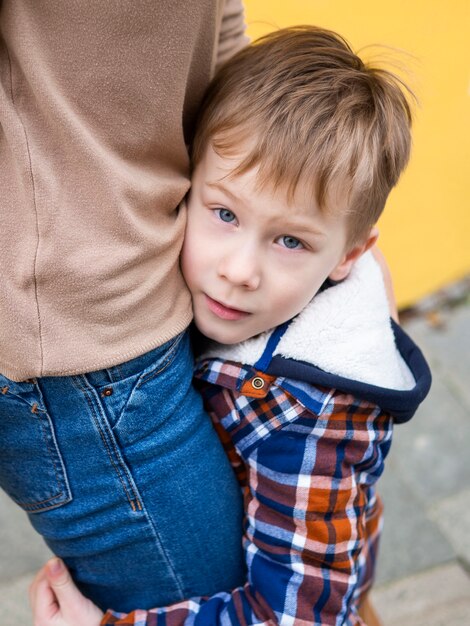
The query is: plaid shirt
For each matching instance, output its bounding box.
[102,357,392,626]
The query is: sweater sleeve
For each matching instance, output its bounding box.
[101,392,390,626]
[215,0,249,71]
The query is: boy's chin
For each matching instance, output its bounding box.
[199,330,242,345]
[194,321,247,345]
[196,324,267,346]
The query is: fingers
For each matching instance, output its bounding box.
[30,558,104,626]
[44,558,85,608]
[45,558,72,588]
[29,564,59,623]
[45,558,104,626]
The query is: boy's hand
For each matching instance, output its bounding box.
[29,558,104,626]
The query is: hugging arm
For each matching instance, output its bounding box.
[31,392,388,626]
[101,393,389,626]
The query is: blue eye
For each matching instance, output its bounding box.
[216,208,236,223]
[280,235,303,250]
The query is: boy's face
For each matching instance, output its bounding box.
[182,144,370,345]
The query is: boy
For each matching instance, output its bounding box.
[30,25,431,625]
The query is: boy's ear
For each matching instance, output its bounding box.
[328,227,379,282]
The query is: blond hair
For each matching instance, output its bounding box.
[192,26,414,246]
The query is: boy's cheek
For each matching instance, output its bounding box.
[180,240,194,288]
[181,235,207,297]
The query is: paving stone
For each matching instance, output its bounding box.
[375,465,455,585]
[0,572,34,626]
[404,303,470,412]
[429,488,470,568]
[372,562,470,626]
[0,490,52,583]
[385,374,470,502]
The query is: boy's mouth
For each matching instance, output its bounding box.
[204,295,250,321]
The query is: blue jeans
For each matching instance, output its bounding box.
[0,331,245,611]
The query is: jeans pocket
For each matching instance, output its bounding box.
[89,332,186,434]
[0,377,72,513]
[134,332,185,389]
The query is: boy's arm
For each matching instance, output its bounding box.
[102,392,390,626]
[31,392,382,626]
[30,558,104,626]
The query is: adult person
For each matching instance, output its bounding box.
[0,0,247,612]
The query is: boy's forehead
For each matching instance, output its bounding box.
[200,142,348,221]
[203,154,302,216]
[201,143,297,204]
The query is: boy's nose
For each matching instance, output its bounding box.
[218,247,261,290]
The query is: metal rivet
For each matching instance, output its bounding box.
[1,386,8,394]
[252,377,265,390]
[102,388,113,397]
[31,403,39,414]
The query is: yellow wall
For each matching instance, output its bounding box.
[243,1,470,307]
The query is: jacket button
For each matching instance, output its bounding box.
[252,377,265,390]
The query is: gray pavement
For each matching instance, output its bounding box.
[372,297,470,623]
[1,296,470,625]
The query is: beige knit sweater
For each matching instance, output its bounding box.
[0,0,247,381]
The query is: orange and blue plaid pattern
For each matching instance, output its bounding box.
[102,358,392,626]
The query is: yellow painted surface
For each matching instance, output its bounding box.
[243,1,470,306]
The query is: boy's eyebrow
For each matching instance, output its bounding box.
[286,222,326,238]
[206,181,238,200]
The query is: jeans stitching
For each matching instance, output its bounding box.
[72,375,186,597]
[16,410,64,507]
[0,388,44,412]
[72,376,139,511]
[2,386,72,511]
[136,332,185,389]
[92,334,185,433]
[108,335,186,433]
